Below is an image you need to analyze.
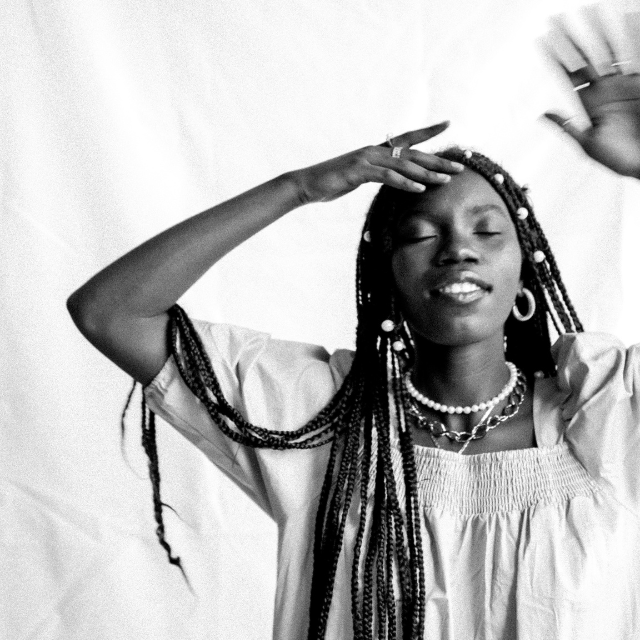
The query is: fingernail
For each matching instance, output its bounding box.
[439,174,451,182]
[451,162,464,171]
[413,183,426,191]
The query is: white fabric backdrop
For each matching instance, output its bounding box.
[3,0,640,638]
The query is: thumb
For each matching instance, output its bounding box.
[542,112,588,147]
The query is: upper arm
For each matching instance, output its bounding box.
[67,292,171,387]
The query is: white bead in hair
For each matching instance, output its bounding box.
[493,173,504,185]
[381,319,395,332]
[392,340,405,352]
[534,370,545,379]
[533,250,546,263]
[516,207,528,220]
[463,150,473,159]
[363,230,371,242]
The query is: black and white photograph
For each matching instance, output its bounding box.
[3,0,640,638]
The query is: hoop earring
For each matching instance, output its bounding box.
[512,287,536,322]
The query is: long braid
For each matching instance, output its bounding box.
[384,481,399,639]
[350,408,373,639]
[123,145,583,640]
[313,422,362,639]
[139,394,192,591]
[309,426,343,626]
[367,195,418,635]
[362,457,383,638]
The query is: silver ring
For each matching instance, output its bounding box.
[612,60,632,67]
[391,146,403,159]
[573,82,591,92]
[561,116,576,129]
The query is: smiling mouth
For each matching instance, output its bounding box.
[431,281,490,304]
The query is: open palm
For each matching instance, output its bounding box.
[544,15,640,179]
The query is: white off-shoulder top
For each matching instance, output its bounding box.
[144,320,640,640]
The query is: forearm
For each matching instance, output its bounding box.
[68,172,303,323]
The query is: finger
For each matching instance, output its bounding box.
[367,165,429,193]
[376,156,453,185]
[542,112,589,147]
[539,38,592,90]
[403,148,464,174]
[381,121,450,149]
[582,5,622,74]
[555,20,600,81]
[622,11,640,63]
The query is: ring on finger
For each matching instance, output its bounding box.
[385,133,395,148]
[612,60,632,68]
[561,116,576,129]
[392,146,403,159]
[573,82,591,92]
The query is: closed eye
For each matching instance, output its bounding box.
[398,235,438,245]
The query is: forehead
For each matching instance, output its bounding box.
[399,169,509,220]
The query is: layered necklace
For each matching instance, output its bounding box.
[403,362,527,454]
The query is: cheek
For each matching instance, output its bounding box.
[391,243,436,283]
[391,252,408,286]
[497,245,524,303]
[391,250,424,302]
[507,242,523,282]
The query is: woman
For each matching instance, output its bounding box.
[68,22,640,640]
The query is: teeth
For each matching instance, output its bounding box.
[440,282,481,294]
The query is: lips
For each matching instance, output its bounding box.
[429,271,492,304]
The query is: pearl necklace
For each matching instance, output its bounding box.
[403,361,518,415]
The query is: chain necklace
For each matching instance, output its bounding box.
[405,370,527,454]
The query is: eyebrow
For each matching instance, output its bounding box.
[467,204,508,217]
[402,203,509,223]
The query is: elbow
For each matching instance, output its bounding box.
[66,289,83,323]
[66,287,110,341]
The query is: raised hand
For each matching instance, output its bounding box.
[543,11,640,179]
[291,121,464,204]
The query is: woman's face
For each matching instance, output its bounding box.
[391,169,522,347]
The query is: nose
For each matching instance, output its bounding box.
[435,231,479,266]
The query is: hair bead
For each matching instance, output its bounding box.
[392,340,405,351]
[493,173,504,185]
[363,230,371,242]
[516,207,528,220]
[463,149,473,159]
[381,319,395,332]
[533,250,546,263]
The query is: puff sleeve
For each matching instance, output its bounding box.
[143,319,354,520]
[553,332,640,519]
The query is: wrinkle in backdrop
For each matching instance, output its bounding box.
[2,0,640,638]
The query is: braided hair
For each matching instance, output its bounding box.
[129,146,582,639]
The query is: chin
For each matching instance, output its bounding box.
[410,315,503,348]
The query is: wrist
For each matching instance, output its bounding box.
[282,169,315,206]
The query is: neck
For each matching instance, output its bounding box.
[411,334,509,409]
